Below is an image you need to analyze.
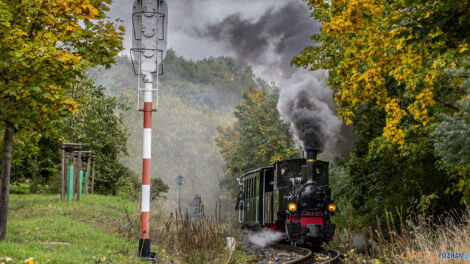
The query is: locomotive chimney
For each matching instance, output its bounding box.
[306,148,318,181]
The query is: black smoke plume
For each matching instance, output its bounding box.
[201,2,356,155]
[202,3,320,77]
[278,70,355,155]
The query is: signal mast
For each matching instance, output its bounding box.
[131,0,168,260]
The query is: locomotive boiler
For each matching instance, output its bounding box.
[237,148,336,246]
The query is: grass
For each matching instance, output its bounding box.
[333,208,470,263]
[0,194,255,264]
[148,204,251,264]
[0,194,163,264]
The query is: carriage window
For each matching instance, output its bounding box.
[246,178,249,198]
[245,179,251,198]
[248,178,252,198]
[253,177,256,197]
[265,170,274,192]
[249,178,252,198]
[252,177,255,197]
[250,178,253,198]
[250,177,253,198]
[254,177,257,197]
[256,176,259,197]
[244,180,247,197]
[247,178,250,198]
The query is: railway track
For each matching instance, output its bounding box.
[312,247,341,264]
[255,243,341,264]
[238,229,341,263]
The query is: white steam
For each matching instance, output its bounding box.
[248,229,284,248]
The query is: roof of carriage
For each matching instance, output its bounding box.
[239,166,273,179]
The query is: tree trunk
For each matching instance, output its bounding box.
[0,124,14,241]
[76,151,82,201]
[85,156,91,196]
[91,159,95,194]
[61,145,66,200]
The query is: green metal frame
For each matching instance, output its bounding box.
[67,166,74,201]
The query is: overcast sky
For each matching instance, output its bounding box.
[107,0,310,65]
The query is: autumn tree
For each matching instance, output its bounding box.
[295,0,469,222]
[0,0,123,240]
[296,0,469,142]
[216,86,298,193]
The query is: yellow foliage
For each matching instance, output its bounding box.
[0,0,123,128]
[460,44,468,53]
[65,25,74,32]
[301,0,467,144]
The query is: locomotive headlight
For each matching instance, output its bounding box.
[288,203,297,212]
[328,203,336,212]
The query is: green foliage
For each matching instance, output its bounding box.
[431,58,470,203]
[216,86,299,193]
[432,100,470,173]
[151,177,169,202]
[8,76,135,196]
[164,49,259,90]
[10,136,61,193]
[328,102,463,226]
[113,166,140,200]
[94,51,260,112]
[9,181,30,194]
[68,77,131,195]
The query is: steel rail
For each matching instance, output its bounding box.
[317,248,341,264]
[271,243,341,264]
[272,243,313,264]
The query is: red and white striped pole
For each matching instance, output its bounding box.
[132,0,168,259]
[139,74,153,258]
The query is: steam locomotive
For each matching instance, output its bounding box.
[237,149,336,246]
